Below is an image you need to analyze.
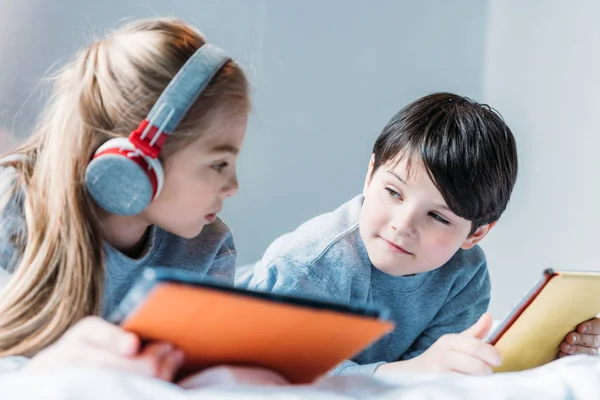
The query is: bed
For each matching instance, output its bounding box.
[0,354,598,399]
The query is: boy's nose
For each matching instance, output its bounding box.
[390,210,418,238]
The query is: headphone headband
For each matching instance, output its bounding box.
[130,44,231,158]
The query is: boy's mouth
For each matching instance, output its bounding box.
[380,237,413,255]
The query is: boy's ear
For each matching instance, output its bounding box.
[363,154,375,195]
[461,221,497,250]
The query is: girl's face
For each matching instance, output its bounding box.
[142,112,247,238]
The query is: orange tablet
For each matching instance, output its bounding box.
[110,268,395,384]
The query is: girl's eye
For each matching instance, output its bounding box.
[211,161,228,172]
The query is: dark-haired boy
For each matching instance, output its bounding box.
[248,92,516,376]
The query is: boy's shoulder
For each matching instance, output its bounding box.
[450,244,486,268]
[436,245,489,287]
[260,195,366,269]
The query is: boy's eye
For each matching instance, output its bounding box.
[211,161,229,172]
[385,187,402,199]
[430,212,451,226]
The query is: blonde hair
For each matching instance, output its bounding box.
[0,18,250,356]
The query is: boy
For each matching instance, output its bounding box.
[247,93,594,376]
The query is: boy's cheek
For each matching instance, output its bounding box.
[422,235,464,261]
[363,195,390,221]
[361,210,387,234]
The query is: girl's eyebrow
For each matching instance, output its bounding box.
[210,144,239,155]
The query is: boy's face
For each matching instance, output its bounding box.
[359,155,494,276]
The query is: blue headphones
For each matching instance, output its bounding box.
[85,44,231,216]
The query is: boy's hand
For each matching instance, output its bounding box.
[376,313,502,376]
[558,318,600,358]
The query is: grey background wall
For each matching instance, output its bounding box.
[0,0,488,261]
[481,0,600,317]
[2,1,590,319]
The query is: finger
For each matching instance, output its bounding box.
[460,313,493,340]
[560,341,573,355]
[558,341,593,355]
[135,342,179,380]
[159,350,185,382]
[565,332,578,345]
[566,332,600,348]
[569,345,598,356]
[449,334,502,367]
[69,317,140,356]
[446,350,493,375]
[578,318,600,335]
[557,351,569,358]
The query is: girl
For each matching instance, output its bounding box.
[0,17,251,381]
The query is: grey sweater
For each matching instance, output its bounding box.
[247,195,490,376]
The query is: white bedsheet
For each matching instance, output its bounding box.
[0,355,599,399]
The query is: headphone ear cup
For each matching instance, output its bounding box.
[85,137,163,216]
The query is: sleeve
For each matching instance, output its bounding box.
[399,259,491,361]
[0,356,29,374]
[329,359,386,376]
[0,167,27,275]
[205,223,237,286]
[247,255,335,301]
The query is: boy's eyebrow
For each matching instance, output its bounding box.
[210,144,239,155]
[387,170,407,184]
[435,203,451,212]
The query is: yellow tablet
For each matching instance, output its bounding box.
[488,269,600,372]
